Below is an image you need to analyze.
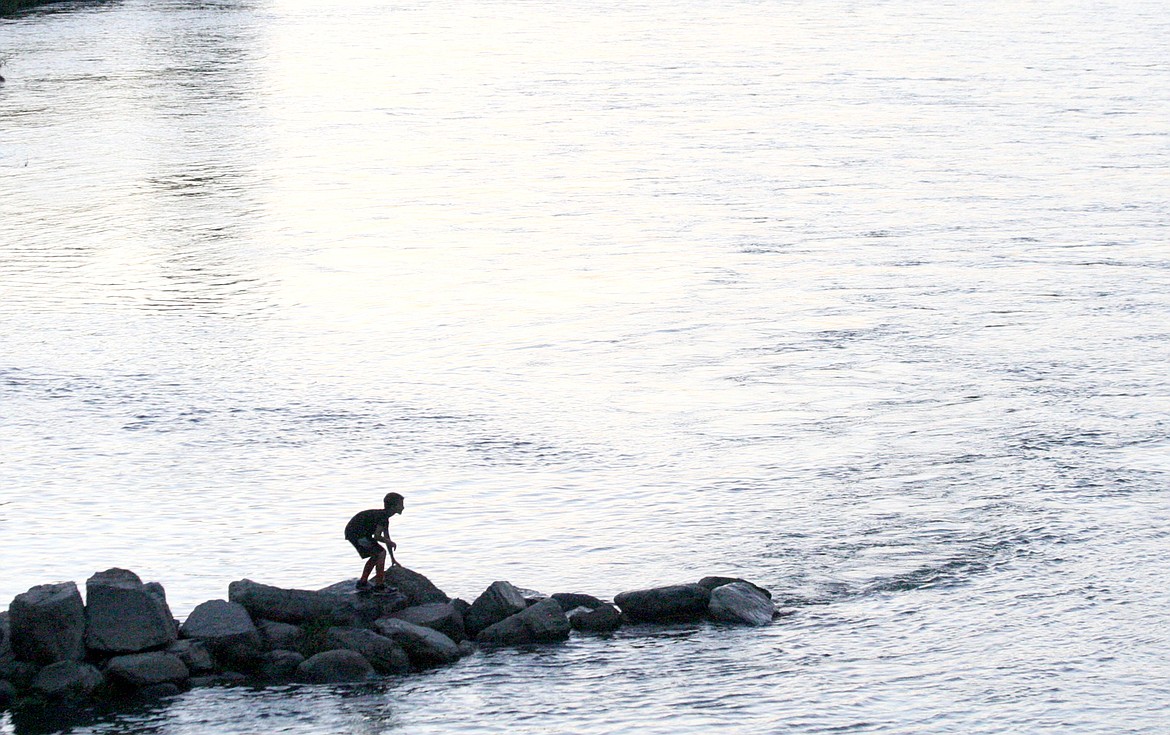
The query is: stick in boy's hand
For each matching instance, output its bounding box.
[343,493,405,591]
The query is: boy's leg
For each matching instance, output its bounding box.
[373,548,387,586]
[359,556,377,584]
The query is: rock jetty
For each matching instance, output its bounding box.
[0,567,778,713]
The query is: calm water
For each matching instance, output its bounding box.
[2,0,1169,732]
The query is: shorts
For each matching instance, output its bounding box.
[348,536,384,560]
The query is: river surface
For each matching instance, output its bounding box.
[2,0,1169,732]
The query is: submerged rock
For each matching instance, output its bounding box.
[697,576,772,599]
[296,649,374,684]
[614,584,710,623]
[324,627,410,675]
[464,581,528,636]
[568,603,622,633]
[85,569,177,654]
[31,661,105,700]
[476,599,570,646]
[374,618,460,668]
[105,652,189,688]
[708,582,774,626]
[10,582,87,665]
[389,603,466,643]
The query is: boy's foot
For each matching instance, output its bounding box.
[371,584,398,595]
[354,580,371,592]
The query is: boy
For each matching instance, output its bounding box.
[344,492,404,592]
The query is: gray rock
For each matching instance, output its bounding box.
[167,639,216,674]
[373,618,460,668]
[229,580,360,626]
[476,598,570,646]
[258,649,305,681]
[465,581,528,636]
[324,627,409,675]
[179,600,262,668]
[697,576,772,599]
[457,640,477,658]
[106,652,189,687]
[296,649,375,684]
[614,584,711,623]
[9,582,87,665]
[708,582,774,626]
[257,619,303,651]
[389,603,466,643]
[451,598,471,618]
[31,661,105,700]
[568,603,622,632]
[136,682,181,699]
[515,587,549,607]
[85,569,177,654]
[0,679,15,709]
[384,566,449,606]
[550,593,606,612]
[189,672,248,688]
[0,657,38,689]
[0,611,10,658]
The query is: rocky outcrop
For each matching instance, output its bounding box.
[464,581,528,636]
[105,652,189,688]
[476,599,570,646]
[323,627,410,675]
[568,603,622,632]
[85,569,177,654]
[179,599,262,668]
[707,582,774,626]
[230,580,363,627]
[31,661,105,700]
[388,603,466,643]
[373,618,460,668]
[10,582,86,665]
[296,649,374,684]
[614,584,711,623]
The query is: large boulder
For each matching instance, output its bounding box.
[374,618,460,668]
[179,600,262,667]
[10,582,86,664]
[31,661,105,700]
[697,576,772,599]
[614,584,711,623]
[258,650,305,681]
[105,652,189,688]
[708,582,774,626]
[384,566,449,606]
[550,593,606,612]
[323,627,410,675]
[85,569,177,654]
[568,603,622,633]
[167,640,216,674]
[296,649,374,684]
[388,603,466,643]
[476,599,570,646]
[256,619,303,651]
[464,581,528,636]
[230,580,361,627]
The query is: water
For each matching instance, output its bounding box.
[2,0,1169,731]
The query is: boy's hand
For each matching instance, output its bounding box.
[388,540,397,551]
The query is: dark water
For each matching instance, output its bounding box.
[2,0,1169,732]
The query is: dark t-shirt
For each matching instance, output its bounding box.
[345,508,389,540]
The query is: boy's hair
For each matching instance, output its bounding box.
[384,492,404,508]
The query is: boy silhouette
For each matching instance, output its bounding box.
[345,492,404,592]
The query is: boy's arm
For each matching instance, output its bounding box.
[375,519,396,549]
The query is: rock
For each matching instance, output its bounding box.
[258,649,305,681]
[257,619,303,651]
[708,582,774,626]
[697,576,772,600]
[167,640,216,674]
[136,682,181,699]
[230,580,360,627]
[0,657,38,689]
[568,603,622,632]
[0,679,15,709]
[457,640,476,658]
[0,612,10,658]
[389,603,466,643]
[31,661,105,700]
[451,598,471,617]
[373,618,460,668]
[614,584,711,623]
[9,582,87,664]
[85,569,177,654]
[476,599,570,646]
[179,600,262,669]
[296,649,375,684]
[550,593,606,612]
[106,652,189,687]
[464,581,528,636]
[384,566,449,606]
[515,587,549,606]
[324,627,410,675]
[144,582,180,637]
[189,672,248,688]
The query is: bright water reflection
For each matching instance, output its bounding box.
[2,0,1169,732]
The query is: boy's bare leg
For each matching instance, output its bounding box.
[359,556,377,584]
[373,550,386,586]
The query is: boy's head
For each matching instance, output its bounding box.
[384,492,405,515]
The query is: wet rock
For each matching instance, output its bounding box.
[568,603,622,633]
[373,618,460,668]
[708,582,774,626]
[230,580,360,627]
[464,581,528,636]
[614,584,711,623]
[0,679,15,709]
[106,652,189,688]
[189,672,248,688]
[179,600,262,669]
[515,587,549,607]
[324,627,410,675]
[31,661,105,700]
[256,619,303,651]
[296,649,375,684]
[136,682,181,700]
[389,603,466,643]
[476,599,570,646]
[697,576,772,600]
[457,640,477,658]
[0,657,38,689]
[85,569,177,654]
[384,566,449,606]
[0,612,10,658]
[258,649,305,681]
[550,593,606,612]
[10,582,87,665]
[167,640,216,674]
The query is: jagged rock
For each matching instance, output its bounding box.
[85,569,177,654]
[258,649,305,681]
[257,619,303,651]
[373,618,460,668]
[230,580,361,626]
[0,679,15,709]
[476,599,570,646]
[10,582,86,665]
[31,661,105,700]
[167,640,216,674]
[708,582,774,626]
[144,582,179,637]
[515,587,549,607]
[464,581,528,636]
[551,593,606,612]
[568,603,622,632]
[296,649,374,684]
[384,566,449,606]
[389,603,466,643]
[106,652,189,687]
[324,627,410,675]
[614,584,711,623]
[180,600,262,668]
[697,576,772,599]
